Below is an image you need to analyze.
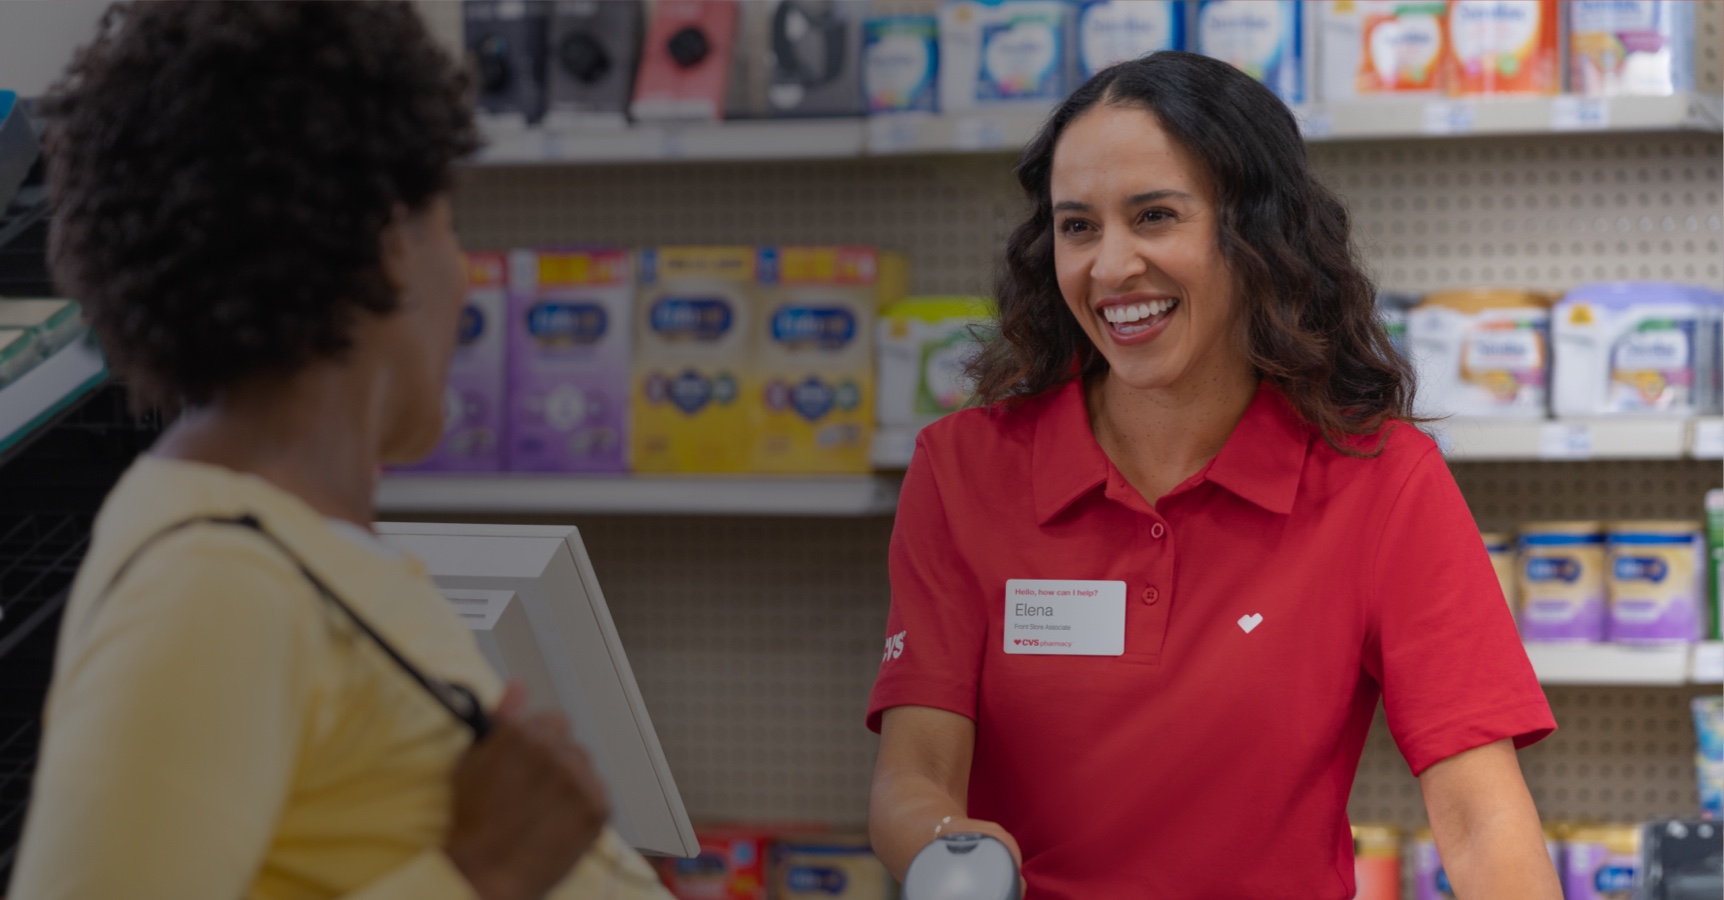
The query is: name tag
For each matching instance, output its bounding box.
[1003,579,1126,656]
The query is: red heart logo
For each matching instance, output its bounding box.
[1013,639,1021,645]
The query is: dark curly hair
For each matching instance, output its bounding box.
[971,51,1418,453]
[41,0,480,407]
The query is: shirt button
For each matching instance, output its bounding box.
[1142,586,1160,605]
[1150,522,1166,539]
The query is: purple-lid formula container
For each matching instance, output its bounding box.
[1607,520,1706,643]
[1519,521,1609,642]
[398,251,508,472]
[1563,825,1641,899]
[506,247,633,473]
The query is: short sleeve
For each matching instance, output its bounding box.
[1366,446,1555,776]
[866,435,987,733]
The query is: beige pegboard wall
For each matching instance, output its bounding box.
[1350,686,1716,829]
[575,516,894,826]
[452,132,1722,296]
[1322,135,1723,293]
[1451,459,1723,532]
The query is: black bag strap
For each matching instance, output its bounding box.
[96,514,491,740]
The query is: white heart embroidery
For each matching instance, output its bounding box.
[1237,614,1264,634]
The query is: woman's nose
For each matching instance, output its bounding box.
[1090,228,1147,288]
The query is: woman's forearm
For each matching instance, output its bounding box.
[1437,814,1562,900]
[1421,740,1561,899]
[868,767,970,880]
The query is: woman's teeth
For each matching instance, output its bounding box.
[1102,299,1179,331]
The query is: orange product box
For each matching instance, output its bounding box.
[1357,2,1448,93]
[1442,0,1559,95]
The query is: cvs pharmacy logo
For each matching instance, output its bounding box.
[882,631,906,663]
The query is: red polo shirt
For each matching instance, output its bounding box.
[867,379,1554,899]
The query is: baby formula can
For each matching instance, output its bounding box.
[1563,825,1641,899]
[1407,289,1552,419]
[1606,520,1705,643]
[1444,0,1560,95]
[1357,1,1447,94]
[1481,531,1519,615]
[1569,0,1695,97]
[1352,824,1401,900]
[1411,829,1454,900]
[1195,0,1304,103]
[1519,521,1608,642]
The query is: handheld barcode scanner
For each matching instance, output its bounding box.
[902,833,1022,900]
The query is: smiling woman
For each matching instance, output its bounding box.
[866,51,1563,900]
[971,51,1412,454]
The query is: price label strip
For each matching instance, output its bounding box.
[1539,422,1594,460]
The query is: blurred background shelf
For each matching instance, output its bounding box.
[0,338,105,463]
[1438,418,1704,461]
[1300,92,1723,140]
[376,473,902,517]
[476,118,866,165]
[1525,642,1721,686]
[471,92,1723,165]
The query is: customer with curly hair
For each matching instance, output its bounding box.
[866,53,1561,898]
[12,3,668,898]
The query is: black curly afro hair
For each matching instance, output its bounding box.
[42,0,480,407]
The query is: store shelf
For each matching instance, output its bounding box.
[475,118,866,165]
[375,473,901,517]
[1525,642,1696,686]
[0,337,106,460]
[1437,417,1697,461]
[1298,92,1723,140]
[1693,642,1724,685]
[1692,418,1724,460]
[470,93,1723,165]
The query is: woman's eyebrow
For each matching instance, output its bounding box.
[1052,190,1195,214]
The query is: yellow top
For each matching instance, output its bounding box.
[12,457,669,900]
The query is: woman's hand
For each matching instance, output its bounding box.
[444,683,611,900]
[934,816,1024,867]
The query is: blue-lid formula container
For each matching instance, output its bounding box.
[1519,521,1609,642]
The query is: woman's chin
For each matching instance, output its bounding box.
[377,420,446,468]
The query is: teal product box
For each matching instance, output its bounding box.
[938,0,1077,112]
[864,15,940,113]
[1076,1,1184,79]
[1195,0,1304,104]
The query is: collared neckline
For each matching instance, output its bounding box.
[1031,378,1312,524]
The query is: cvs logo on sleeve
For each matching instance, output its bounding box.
[882,630,906,664]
